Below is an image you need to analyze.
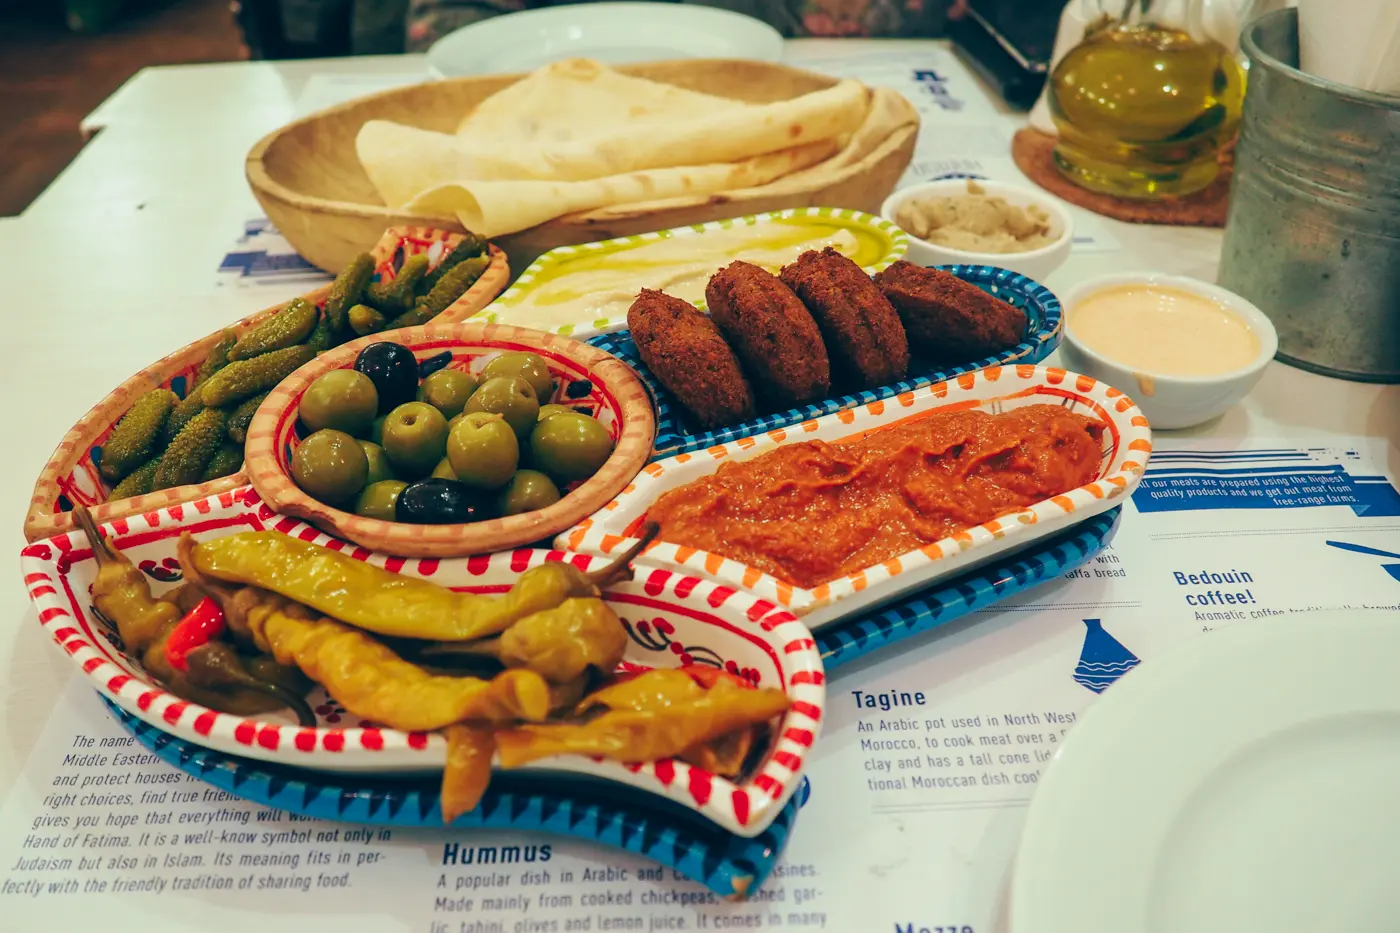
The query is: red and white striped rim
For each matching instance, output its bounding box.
[20,486,824,837]
[562,364,1152,622]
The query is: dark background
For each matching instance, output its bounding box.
[0,0,246,216]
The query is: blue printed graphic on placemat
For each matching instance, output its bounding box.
[589,265,1062,460]
[1133,448,1400,517]
[817,509,1121,671]
[1325,541,1400,585]
[104,701,807,899]
[913,70,964,111]
[1072,619,1140,694]
[218,218,333,285]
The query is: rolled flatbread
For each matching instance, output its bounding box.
[402,140,839,237]
[354,58,872,235]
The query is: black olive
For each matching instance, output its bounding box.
[354,342,419,414]
[395,478,494,525]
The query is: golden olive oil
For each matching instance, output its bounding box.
[1049,23,1246,198]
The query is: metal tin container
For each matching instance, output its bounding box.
[1220,8,1400,383]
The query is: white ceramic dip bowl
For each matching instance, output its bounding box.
[1059,272,1278,430]
[881,179,1074,281]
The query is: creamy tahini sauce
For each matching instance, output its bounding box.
[501,219,879,329]
[1070,284,1260,377]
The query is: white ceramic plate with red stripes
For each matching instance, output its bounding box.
[562,364,1153,630]
[20,487,825,837]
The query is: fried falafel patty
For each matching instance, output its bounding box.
[627,288,755,428]
[780,247,910,388]
[705,261,830,406]
[874,260,1027,361]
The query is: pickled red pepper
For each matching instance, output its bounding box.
[165,597,226,672]
[71,507,312,721]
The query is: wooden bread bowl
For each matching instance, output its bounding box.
[246,59,919,273]
[24,227,509,544]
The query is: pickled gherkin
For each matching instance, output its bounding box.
[229,298,317,361]
[110,457,161,499]
[367,254,429,313]
[324,253,374,333]
[201,345,314,407]
[162,391,205,447]
[155,408,227,489]
[227,390,270,444]
[419,234,487,294]
[201,442,243,482]
[194,331,237,387]
[100,389,177,482]
[348,304,385,336]
[306,317,333,355]
[387,303,434,331]
[419,254,490,317]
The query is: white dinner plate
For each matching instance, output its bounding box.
[1011,609,1400,933]
[426,3,785,78]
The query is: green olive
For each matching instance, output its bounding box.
[528,413,614,484]
[358,441,395,486]
[431,457,458,480]
[292,429,369,505]
[368,415,387,446]
[537,403,572,423]
[497,469,561,516]
[483,352,555,401]
[299,370,378,437]
[447,412,519,490]
[354,479,408,521]
[465,376,539,440]
[417,369,480,420]
[380,402,450,479]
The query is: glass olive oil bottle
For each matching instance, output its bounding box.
[1049,16,1246,199]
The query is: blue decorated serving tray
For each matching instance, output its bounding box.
[103,506,1116,898]
[588,265,1063,460]
[816,507,1121,671]
[109,700,808,900]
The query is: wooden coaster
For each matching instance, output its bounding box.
[1011,127,1232,227]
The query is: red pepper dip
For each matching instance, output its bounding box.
[647,404,1106,588]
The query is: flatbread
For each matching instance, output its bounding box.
[354,58,873,235]
[563,87,920,223]
[402,140,839,237]
[453,57,748,144]
[356,75,867,189]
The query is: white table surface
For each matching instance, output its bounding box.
[4,36,1398,904]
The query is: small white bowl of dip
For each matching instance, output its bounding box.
[881,179,1074,282]
[1060,273,1278,430]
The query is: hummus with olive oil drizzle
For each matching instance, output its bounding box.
[1070,284,1260,395]
[499,217,889,330]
